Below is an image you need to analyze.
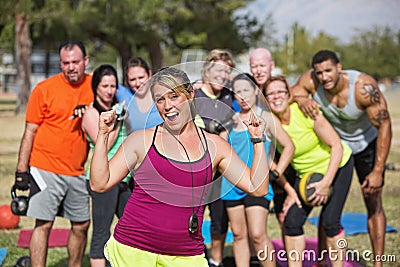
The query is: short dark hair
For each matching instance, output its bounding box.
[58,40,87,57]
[311,50,340,67]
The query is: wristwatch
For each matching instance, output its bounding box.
[269,170,280,182]
[250,135,266,144]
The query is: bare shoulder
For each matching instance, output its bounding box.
[259,110,273,138]
[125,127,156,151]
[84,105,98,116]
[204,131,230,147]
[354,73,391,126]
[356,73,379,88]
[203,131,232,162]
[120,127,157,170]
[292,70,318,94]
[81,106,98,128]
[261,110,277,123]
[355,73,384,107]
[261,110,276,128]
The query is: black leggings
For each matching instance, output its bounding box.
[86,181,131,258]
[284,157,354,237]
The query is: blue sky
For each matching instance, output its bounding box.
[242,0,400,43]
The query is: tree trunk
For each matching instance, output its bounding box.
[147,42,163,73]
[15,13,32,115]
[117,43,133,86]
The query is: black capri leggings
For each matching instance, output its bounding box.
[284,157,354,237]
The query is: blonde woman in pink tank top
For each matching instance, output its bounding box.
[90,67,272,267]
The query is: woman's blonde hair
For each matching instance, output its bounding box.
[201,49,236,81]
[150,67,196,118]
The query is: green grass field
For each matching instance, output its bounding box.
[0,90,399,267]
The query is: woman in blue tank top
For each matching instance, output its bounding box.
[221,73,296,267]
[90,67,272,267]
[116,57,163,134]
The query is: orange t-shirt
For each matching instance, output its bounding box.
[26,73,93,176]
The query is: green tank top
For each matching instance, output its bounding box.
[86,123,131,183]
[277,103,352,178]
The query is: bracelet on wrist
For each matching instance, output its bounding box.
[250,134,266,144]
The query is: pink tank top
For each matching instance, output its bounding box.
[113,126,212,256]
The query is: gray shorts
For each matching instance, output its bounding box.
[27,167,90,222]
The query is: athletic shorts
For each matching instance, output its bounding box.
[27,167,90,222]
[224,195,270,209]
[353,138,385,186]
[104,236,208,267]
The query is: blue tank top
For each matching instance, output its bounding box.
[313,70,377,154]
[113,126,212,256]
[221,128,274,201]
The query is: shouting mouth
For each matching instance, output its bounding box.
[165,112,179,122]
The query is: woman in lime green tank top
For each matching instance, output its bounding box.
[264,75,353,267]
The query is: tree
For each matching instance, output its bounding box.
[0,0,61,114]
[274,23,313,74]
[274,22,339,76]
[0,0,34,114]
[255,13,279,51]
[341,26,400,80]
[165,0,262,53]
[15,11,32,114]
[2,0,262,91]
[63,0,261,81]
[0,1,16,52]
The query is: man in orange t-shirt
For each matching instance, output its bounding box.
[15,40,93,267]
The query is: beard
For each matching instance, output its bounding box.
[66,72,81,84]
[323,77,340,90]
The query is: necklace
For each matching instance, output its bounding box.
[163,123,208,234]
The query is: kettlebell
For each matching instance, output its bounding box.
[14,256,31,267]
[11,185,29,216]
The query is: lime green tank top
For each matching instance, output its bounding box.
[277,103,352,178]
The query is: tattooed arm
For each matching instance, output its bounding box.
[357,74,392,193]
